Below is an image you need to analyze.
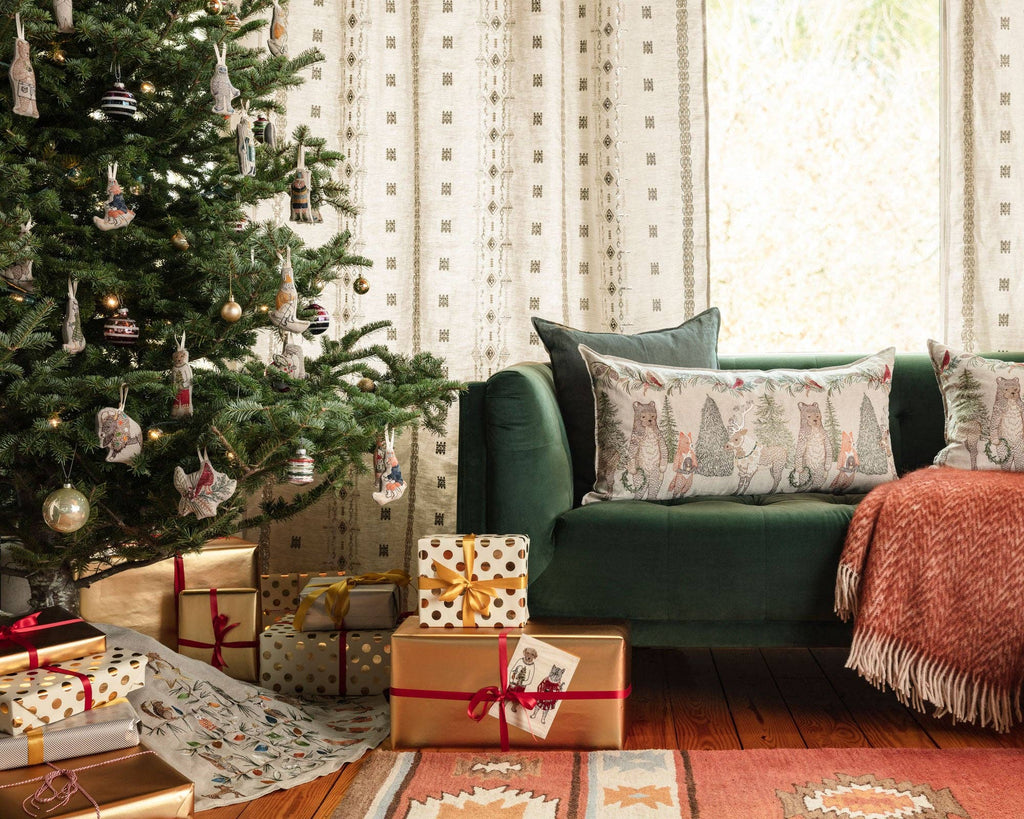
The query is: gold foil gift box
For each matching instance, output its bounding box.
[0,647,147,736]
[259,614,390,696]
[293,570,408,631]
[177,588,259,682]
[78,536,258,648]
[416,534,529,628]
[0,745,193,818]
[390,617,631,750]
[0,699,140,770]
[0,606,106,676]
[260,570,346,629]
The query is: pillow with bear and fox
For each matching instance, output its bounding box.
[929,339,1024,471]
[580,345,898,502]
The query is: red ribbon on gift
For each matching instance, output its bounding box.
[177,589,256,671]
[0,612,85,670]
[173,553,185,598]
[41,665,94,712]
[389,628,632,751]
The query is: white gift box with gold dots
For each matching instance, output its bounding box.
[0,648,147,736]
[258,614,390,696]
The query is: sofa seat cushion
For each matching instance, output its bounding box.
[527,493,862,624]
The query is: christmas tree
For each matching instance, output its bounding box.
[0,0,460,611]
[694,396,733,476]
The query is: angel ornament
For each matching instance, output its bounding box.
[267,1,287,57]
[170,332,193,419]
[9,14,39,119]
[236,105,256,177]
[290,145,322,223]
[96,385,143,464]
[53,0,74,33]
[174,448,237,519]
[93,163,136,231]
[268,247,311,333]
[1,218,35,294]
[62,279,85,354]
[210,42,240,115]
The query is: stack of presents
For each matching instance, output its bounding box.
[0,531,630,813]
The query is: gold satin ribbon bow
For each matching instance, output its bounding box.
[418,534,528,626]
[293,569,410,630]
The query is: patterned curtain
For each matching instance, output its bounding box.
[943,2,1024,352]
[248,0,709,574]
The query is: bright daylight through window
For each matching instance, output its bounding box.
[707,0,941,353]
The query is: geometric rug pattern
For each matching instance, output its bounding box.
[339,747,1024,818]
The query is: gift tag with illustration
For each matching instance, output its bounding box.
[96,384,143,464]
[489,634,580,739]
[174,448,237,519]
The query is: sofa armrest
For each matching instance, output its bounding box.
[458,363,573,580]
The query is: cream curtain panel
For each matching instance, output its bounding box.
[249,0,709,574]
[943,1,1024,351]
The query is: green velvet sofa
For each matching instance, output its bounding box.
[456,352,1024,648]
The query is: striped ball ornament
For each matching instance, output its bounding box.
[286,449,315,485]
[101,83,138,119]
[305,303,330,336]
[103,308,139,345]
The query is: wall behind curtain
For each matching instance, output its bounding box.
[944,1,1024,351]
[248,0,709,574]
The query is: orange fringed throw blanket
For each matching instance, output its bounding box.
[835,467,1024,731]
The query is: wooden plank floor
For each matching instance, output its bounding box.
[197,647,1024,818]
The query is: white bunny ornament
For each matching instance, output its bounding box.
[210,42,240,115]
[62,279,85,354]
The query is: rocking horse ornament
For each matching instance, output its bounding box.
[268,247,311,333]
[93,163,136,231]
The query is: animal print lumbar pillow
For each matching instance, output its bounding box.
[580,345,897,502]
[929,339,1024,471]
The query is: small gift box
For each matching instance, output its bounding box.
[0,647,147,736]
[390,617,631,750]
[417,534,529,628]
[78,536,258,649]
[259,614,391,696]
[0,745,193,818]
[260,570,347,629]
[177,588,259,682]
[0,699,140,770]
[293,570,408,631]
[0,606,106,676]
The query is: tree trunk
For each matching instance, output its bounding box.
[26,564,80,614]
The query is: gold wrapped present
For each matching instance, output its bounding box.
[417,534,529,628]
[79,536,258,648]
[260,570,346,629]
[0,745,193,818]
[177,588,259,682]
[0,648,147,736]
[0,607,106,676]
[259,614,390,696]
[293,570,408,631]
[0,699,139,770]
[390,617,631,750]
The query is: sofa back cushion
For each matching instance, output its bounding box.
[532,308,721,505]
[580,346,897,502]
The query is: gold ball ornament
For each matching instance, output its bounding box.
[357,377,376,393]
[171,229,189,251]
[220,299,243,322]
[139,80,157,96]
[353,275,370,295]
[42,484,90,533]
[206,0,223,14]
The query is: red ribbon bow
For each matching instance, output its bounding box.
[177,589,254,671]
[466,630,537,751]
[0,611,84,670]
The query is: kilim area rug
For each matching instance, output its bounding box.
[337,747,1024,818]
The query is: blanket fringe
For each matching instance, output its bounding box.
[846,629,1024,733]
[833,562,860,622]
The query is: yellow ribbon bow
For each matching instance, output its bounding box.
[293,569,410,631]
[418,534,527,626]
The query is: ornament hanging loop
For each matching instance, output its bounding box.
[118,383,129,412]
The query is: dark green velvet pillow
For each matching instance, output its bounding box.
[532,308,721,505]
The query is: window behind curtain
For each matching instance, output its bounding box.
[707,0,941,354]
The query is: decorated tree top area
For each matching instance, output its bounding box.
[0,0,460,609]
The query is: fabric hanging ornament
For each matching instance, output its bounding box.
[267,1,287,56]
[372,427,406,506]
[170,331,194,419]
[289,145,322,223]
[286,448,315,485]
[236,104,256,177]
[210,42,240,115]
[174,448,237,519]
[53,0,74,34]
[62,278,85,354]
[9,14,39,119]
[96,384,143,464]
[253,114,276,149]
[93,163,136,231]
[268,247,311,333]
[269,333,305,391]
[1,217,35,295]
